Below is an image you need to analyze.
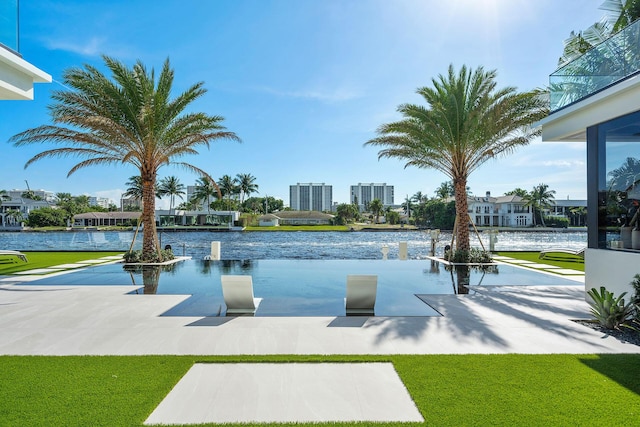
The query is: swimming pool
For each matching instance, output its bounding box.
[26,259,581,317]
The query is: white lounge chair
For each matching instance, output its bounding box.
[220,275,261,315]
[0,250,28,263]
[539,247,586,259]
[345,275,377,316]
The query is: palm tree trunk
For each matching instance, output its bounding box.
[141,173,160,260]
[453,178,470,252]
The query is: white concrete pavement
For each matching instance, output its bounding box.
[0,280,636,355]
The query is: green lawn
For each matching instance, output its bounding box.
[0,251,123,274]
[1,354,638,426]
[496,251,585,272]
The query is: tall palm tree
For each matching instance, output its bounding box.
[366,64,547,252]
[191,177,219,213]
[123,175,161,202]
[218,174,239,210]
[236,173,259,204]
[157,176,185,213]
[523,184,556,227]
[434,181,455,200]
[369,198,384,224]
[11,56,239,261]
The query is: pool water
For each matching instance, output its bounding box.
[27,259,580,317]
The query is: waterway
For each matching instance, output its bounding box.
[0,229,587,260]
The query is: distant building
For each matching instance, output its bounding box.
[467,192,532,228]
[6,189,55,202]
[258,210,334,226]
[88,196,111,209]
[0,196,52,228]
[350,183,394,211]
[120,197,142,211]
[289,183,332,211]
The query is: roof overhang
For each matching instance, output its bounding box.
[537,73,640,142]
[0,46,51,100]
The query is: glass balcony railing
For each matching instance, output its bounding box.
[550,18,640,112]
[0,0,19,54]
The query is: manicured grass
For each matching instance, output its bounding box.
[496,251,585,272]
[245,225,353,231]
[1,354,639,426]
[0,251,123,274]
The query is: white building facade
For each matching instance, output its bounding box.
[289,183,333,211]
[467,193,532,228]
[350,183,394,211]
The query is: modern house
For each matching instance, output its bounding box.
[155,209,240,228]
[350,183,394,211]
[0,1,51,100]
[258,210,334,226]
[538,18,640,296]
[289,183,333,211]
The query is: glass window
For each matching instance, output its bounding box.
[0,0,18,52]
[595,112,640,250]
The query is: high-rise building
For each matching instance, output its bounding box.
[350,183,394,210]
[289,183,332,211]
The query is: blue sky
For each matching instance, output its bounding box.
[1,0,604,208]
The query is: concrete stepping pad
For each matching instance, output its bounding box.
[144,363,424,425]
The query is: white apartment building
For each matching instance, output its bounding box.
[289,183,333,211]
[88,196,111,209]
[350,183,394,211]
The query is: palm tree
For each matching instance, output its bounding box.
[523,184,556,227]
[434,181,454,199]
[191,177,219,213]
[236,173,259,204]
[411,191,427,205]
[122,175,161,203]
[366,64,547,252]
[218,174,239,210]
[504,188,529,197]
[158,176,185,213]
[11,56,239,261]
[369,198,384,224]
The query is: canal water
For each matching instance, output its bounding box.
[0,229,587,260]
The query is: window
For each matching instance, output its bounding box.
[588,110,640,250]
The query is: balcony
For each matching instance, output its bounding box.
[0,0,19,55]
[550,18,640,112]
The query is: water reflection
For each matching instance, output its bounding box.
[124,265,174,294]
[440,264,500,294]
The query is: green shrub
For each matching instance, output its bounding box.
[449,248,492,263]
[123,249,174,263]
[587,286,634,329]
[543,216,569,228]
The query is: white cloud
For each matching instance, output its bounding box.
[46,36,107,57]
[255,85,361,103]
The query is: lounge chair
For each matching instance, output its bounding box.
[539,247,586,259]
[345,274,377,316]
[220,275,261,315]
[0,250,28,263]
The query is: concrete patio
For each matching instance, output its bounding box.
[1,260,637,425]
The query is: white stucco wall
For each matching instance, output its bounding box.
[585,249,640,299]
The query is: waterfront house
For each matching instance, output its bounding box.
[0,196,52,229]
[467,192,533,228]
[155,209,240,228]
[258,211,334,226]
[538,18,640,296]
[73,212,141,228]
